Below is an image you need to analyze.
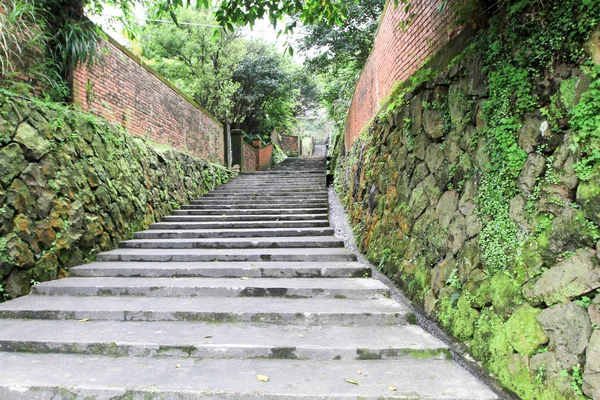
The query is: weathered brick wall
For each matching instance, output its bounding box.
[279,134,299,155]
[257,145,273,171]
[344,0,459,150]
[242,143,257,171]
[72,36,225,164]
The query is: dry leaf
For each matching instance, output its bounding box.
[388,386,397,391]
[257,374,270,382]
[343,378,359,385]
[222,214,227,216]
[357,370,362,374]
[78,318,90,322]
[250,263,256,266]
[204,335,213,338]
[240,277,250,280]
[297,334,305,338]
[175,364,181,368]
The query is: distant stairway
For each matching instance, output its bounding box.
[0,157,497,399]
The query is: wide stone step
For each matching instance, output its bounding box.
[149,220,330,230]
[70,261,371,278]
[96,248,357,262]
[31,277,388,298]
[119,236,345,249]
[161,214,326,223]
[0,320,448,360]
[190,199,328,205]
[171,208,328,216]
[180,203,328,210]
[203,192,328,198]
[134,227,335,239]
[0,353,498,399]
[223,182,325,187]
[0,296,407,324]
[241,170,324,175]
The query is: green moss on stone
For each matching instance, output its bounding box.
[504,303,548,356]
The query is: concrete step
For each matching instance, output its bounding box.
[69,261,371,278]
[96,247,358,262]
[149,220,330,230]
[212,186,327,192]
[0,353,498,399]
[0,320,448,360]
[119,236,345,249]
[202,192,328,198]
[161,214,327,222]
[190,199,328,205]
[171,208,328,216]
[241,170,324,175]
[222,182,325,187]
[31,277,388,298]
[0,295,408,325]
[133,227,335,239]
[180,203,328,210]
[204,189,327,196]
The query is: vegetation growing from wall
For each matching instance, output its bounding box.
[335,0,600,398]
[0,88,233,301]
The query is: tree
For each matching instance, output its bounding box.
[297,0,385,74]
[294,0,384,138]
[231,40,302,138]
[141,8,245,121]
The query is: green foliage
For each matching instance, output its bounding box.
[297,0,384,75]
[560,365,591,399]
[570,64,600,181]
[232,40,308,137]
[142,9,245,122]
[212,0,348,41]
[271,143,288,165]
[576,296,593,308]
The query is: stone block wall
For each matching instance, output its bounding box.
[344,0,459,151]
[72,35,225,164]
[336,49,600,399]
[0,92,233,300]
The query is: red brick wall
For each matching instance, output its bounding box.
[344,0,459,150]
[72,36,225,164]
[279,134,299,155]
[257,145,273,171]
[243,143,257,171]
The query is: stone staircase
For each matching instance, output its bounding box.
[0,157,498,399]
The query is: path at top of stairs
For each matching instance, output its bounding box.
[0,157,498,399]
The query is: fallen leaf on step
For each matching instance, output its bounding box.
[343,378,359,385]
[257,374,270,382]
[357,370,362,374]
[222,214,227,216]
[275,219,280,222]
[204,335,213,338]
[297,334,305,338]
[79,318,90,322]
[175,364,181,368]
[388,386,397,391]
[250,263,256,266]
[240,277,250,280]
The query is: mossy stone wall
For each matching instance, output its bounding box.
[0,92,233,300]
[336,10,600,398]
